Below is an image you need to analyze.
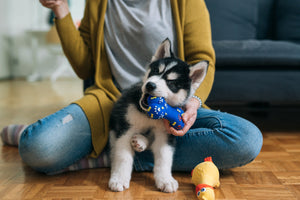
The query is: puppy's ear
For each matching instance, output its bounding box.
[151,38,172,62]
[189,60,209,90]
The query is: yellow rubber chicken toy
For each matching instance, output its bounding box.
[191,157,220,200]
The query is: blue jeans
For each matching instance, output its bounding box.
[19,104,263,174]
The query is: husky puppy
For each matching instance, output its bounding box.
[108,39,208,193]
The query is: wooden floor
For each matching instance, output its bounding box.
[0,79,300,200]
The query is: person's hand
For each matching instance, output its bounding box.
[39,0,69,19]
[163,97,200,136]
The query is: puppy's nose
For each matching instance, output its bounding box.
[146,82,156,92]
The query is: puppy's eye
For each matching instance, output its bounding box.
[167,79,180,85]
[166,80,178,87]
[166,80,180,93]
[148,68,159,78]
[153,67,159,73]
[167,79,176,83]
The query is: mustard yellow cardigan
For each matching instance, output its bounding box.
[55,0,215,157]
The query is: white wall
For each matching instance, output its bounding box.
[0,0,85,79]
[0,37,10,79]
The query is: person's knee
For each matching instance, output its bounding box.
[19,125,63,173]
[233,121,263,166]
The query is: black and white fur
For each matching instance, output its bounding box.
[108,39,208,193]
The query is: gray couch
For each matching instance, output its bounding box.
[204,0,300,130]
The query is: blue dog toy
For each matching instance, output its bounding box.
[147,95,185,130]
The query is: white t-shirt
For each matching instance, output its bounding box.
[104,0,177,90]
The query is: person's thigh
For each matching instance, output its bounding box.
[133,108,263,171]
[19,103,93,174]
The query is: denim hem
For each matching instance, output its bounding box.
[133,156,144,172]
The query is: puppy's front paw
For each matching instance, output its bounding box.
[155,177,178,193]
[108,177,130,192]
[131,134,148,152]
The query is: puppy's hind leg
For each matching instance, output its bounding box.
[109,134,134,192]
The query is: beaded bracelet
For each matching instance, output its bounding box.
[192,95,202,108]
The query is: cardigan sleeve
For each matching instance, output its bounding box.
[55,2,94,80]
[183,0,216,105]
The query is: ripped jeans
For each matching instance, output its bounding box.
[19,103,263,174]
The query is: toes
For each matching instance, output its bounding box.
[109,181,125,192]
[131,135,147,152]
[133,143,144,152]
[108,178,130,192]
[156,178,178,193]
